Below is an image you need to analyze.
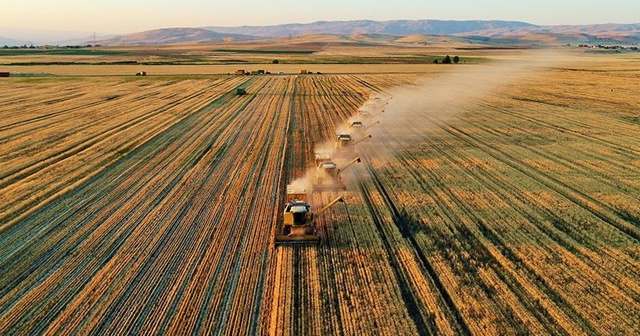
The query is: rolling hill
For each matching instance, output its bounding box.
[4,20,639,46]
[1,36,23,46]
[204,19,538,37]
[113,20,640,46]
[203,20,640,39]
[94,28,256,46]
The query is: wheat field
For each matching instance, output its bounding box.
[1,50,639,335]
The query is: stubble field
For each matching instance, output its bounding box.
[1,50,639,335]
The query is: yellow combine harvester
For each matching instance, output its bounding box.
[335,133,354,150]
[334,133,371,157]
[314,156,361,191]
[275,185,344,245]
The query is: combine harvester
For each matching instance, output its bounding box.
[370,95,392,109]
[350,120,380,135]
[275,185,345,245]
[358,95,390,119]
[314,156,361,191]
[358,108,385,120]
[334,133,371,158]
[357,108,385,120]
[350,120,363,129]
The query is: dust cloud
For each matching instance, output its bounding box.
[287,168,315,202]
[290,50,569,195]
[358,50,570,164]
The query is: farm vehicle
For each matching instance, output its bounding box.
[275,185,345,245]
[313,156,362,191]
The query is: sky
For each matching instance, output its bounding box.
[1,0,639,37]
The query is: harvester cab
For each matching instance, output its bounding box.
[275,184,344,246]
[371,96,392,106]
[314,156,362,191]
[349,121,364,135]
[357,109,371,119]
[360,96,390,117]
[316,161,339,179]
[334,133,354,151]
[314,161,341,190]
[314,152,332,166]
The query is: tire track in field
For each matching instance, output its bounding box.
[433,120,640,241]
[357,154,470,336]
[374,129,592,335]
[423,125,640,303]
[465,106,640,227]
[398,115,632,332]
[0,78,244,232]
[0,79,255,334]
[477,99,640,158]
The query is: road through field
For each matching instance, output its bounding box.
[1,64,639,335]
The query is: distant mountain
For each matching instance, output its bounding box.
[538,23,640,36]
[204,19,538,37]
[94,28,256,46]
[202,20,640,44]
[1,36,23,46]
[0,27,96,45]
[5,20,640,46]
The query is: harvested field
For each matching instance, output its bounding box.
[1,54,639,335]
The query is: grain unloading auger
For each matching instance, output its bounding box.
[355,134,372,146]
[350,120,380,137]
[363,121,380,133]
[275,185,345,246]
[335,133,353,151]
[334,133,371,156]
[358,107,385,120]
[313,156,361,191]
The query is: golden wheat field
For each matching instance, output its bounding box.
[1,48,639,335]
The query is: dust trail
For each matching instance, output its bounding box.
[357,50,571,166]
[287,168,315,202]
[300,50,568,194]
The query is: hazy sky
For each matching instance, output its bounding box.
[2,0,638,35]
